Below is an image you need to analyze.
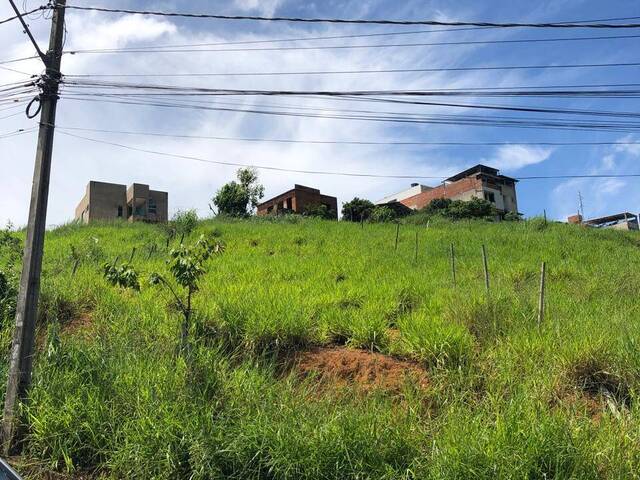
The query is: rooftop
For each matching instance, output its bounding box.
[445,164,518,183]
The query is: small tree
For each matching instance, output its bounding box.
[341,198,375,222]
[150,235,224,353]
[102,261,141,291]
[213,167,264,217]
[370,206,396,223]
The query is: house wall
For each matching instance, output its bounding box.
[75,181,167,223]
[400,177,482,210]
[400,175,518,214]
[75,181,127,223]
[257,186,338,218]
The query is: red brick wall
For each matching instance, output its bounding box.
[400,177,482,210]
[257,187,337,218]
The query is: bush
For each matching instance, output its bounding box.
[171,209,199,236]
[341,198,375,222]
[302,204,336,220]
[421,197,497,220]
[370,206,396,223]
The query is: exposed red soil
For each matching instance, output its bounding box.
[61,312,93,338]
[294,346,429,394]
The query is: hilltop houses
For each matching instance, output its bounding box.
[376,164,519,216]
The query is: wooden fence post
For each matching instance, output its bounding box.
[537,261,546,328]
[414,231,418,263]
[450,243,456,287]
[394,223,400,251]
[71,258,80,276]
[482,244,490,295]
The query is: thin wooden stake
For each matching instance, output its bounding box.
[128,247,136,263]
[394,223,400,251]
[450,243,456,287]
[482,244,490,295]
[537,261,546,328]
[71,258,80,276]
[414,231,418,263]
[543,209,547,224]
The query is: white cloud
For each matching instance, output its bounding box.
[601,154,615,170]
[487,144,553,171]
[614,134,640,157]
[233,0,285,16]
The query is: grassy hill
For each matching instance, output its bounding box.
[1,216,640,479]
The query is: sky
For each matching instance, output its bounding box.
[1,0,639,226]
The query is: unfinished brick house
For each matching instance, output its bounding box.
[75,181,168,223]
[256,184,338,219]
[378,164,519,215]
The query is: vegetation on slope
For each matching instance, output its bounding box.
[1,217,640,479]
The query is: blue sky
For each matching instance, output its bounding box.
[1,0,639,225]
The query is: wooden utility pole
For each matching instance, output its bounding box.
[2,0,66,453]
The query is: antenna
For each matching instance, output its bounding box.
[578,191,585,219]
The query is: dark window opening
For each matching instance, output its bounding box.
[484,192,496,203]
[117,206,123,217]
[277,201,284,210]
[148,198,157,215]
[127,205,132,217]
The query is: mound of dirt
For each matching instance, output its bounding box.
[294,347,429,393]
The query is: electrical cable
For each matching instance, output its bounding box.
[58,6,640,28]
[62,61,640,78]
[51,124,640,147]
[63,33,640,55]
[0,5,47,26]
[58,16,640,52]
[53,128,640,181]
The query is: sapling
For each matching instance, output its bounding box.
[102,260,141,291]
[150,235,224,354]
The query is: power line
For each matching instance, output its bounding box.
[56,16,640,52]
[0,5,47,26]
[59,81,640,98]
[54,128,640,181]
[57,89,640,119]
[63,33,640,55]
[63,61,640,78]
[59,5,640,28]
[58,95,640,132]
[52,124,640,147]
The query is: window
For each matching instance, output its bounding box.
[484,191,496,203]
[148,197,157,215]
[117,206,123,217]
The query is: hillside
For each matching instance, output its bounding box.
[1,217,640,479]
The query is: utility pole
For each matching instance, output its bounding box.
[2,0,66,453]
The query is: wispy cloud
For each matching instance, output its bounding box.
[486,144,553,171]
[233,0,285,17]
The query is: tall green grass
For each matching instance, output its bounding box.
[1,217,639,478]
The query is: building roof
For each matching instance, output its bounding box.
[257,184,329,208]
[445,164,518,183]
[584,212,638,225]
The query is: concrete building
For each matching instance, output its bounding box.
[568,212,639,231]
[376,183,433,205]
[256,184,338,219]
[75,181,168,223]
[378,164,519,215]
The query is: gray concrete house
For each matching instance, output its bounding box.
[75,181,168,223]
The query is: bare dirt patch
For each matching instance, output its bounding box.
[61,312,94,338]
[293,346,429,394]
